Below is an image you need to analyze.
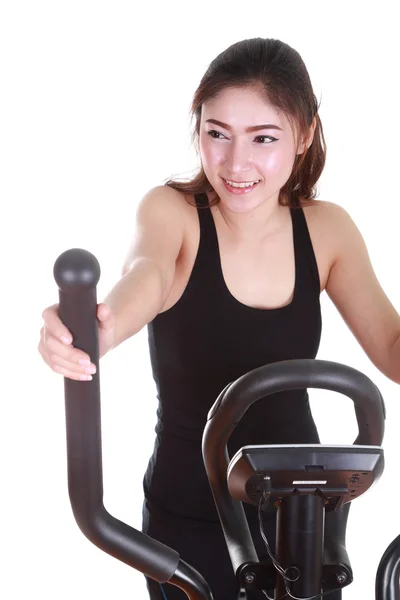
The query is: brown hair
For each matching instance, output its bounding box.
[164,38,326,209]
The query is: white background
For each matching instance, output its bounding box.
[1,1,399,598]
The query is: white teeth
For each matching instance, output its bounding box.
[224,179,259,188]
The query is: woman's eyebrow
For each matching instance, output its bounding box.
[205,118,283,132]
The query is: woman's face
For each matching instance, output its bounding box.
[199,86,312,214]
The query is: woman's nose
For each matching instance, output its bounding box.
[224,139,252,173]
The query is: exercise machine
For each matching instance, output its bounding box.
[53,248,400,599]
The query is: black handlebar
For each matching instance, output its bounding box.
[53,248,181,581]
[54,249,214,600]
[202,350,386,573]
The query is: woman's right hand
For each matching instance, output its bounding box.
[38,303,116,381]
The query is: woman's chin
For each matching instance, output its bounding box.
[219,196,262,215]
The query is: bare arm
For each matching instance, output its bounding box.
[39,185,186,380]
[103,185,186,350]
[325,202,400,384]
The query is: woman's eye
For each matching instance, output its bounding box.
[255,135,277,144]
[207,130,224,139]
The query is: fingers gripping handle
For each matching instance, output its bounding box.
[53,248,180,583]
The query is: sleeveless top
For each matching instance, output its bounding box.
[143,192,322,521]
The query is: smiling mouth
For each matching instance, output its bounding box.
[223,178,260,188]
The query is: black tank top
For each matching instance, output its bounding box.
[143,192,322,521]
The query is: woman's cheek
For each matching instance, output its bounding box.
[200,143,222,171]
[263,148,292,179]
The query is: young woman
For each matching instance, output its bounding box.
[38,38,400,599]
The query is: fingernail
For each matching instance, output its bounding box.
[61,336,71,345]
[80,374,92,381]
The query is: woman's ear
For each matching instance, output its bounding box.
[297,116,317,155]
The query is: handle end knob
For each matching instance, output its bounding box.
[54,249,100,292]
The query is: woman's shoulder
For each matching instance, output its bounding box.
[301,197,348,214]
[140,184,192,208]
[149,184,200,210]
[301,198,351,226]
[143,185,202,224]
[300,199,357,262]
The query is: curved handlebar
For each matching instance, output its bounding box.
[54,249,213,599]
[202,348,386,572]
